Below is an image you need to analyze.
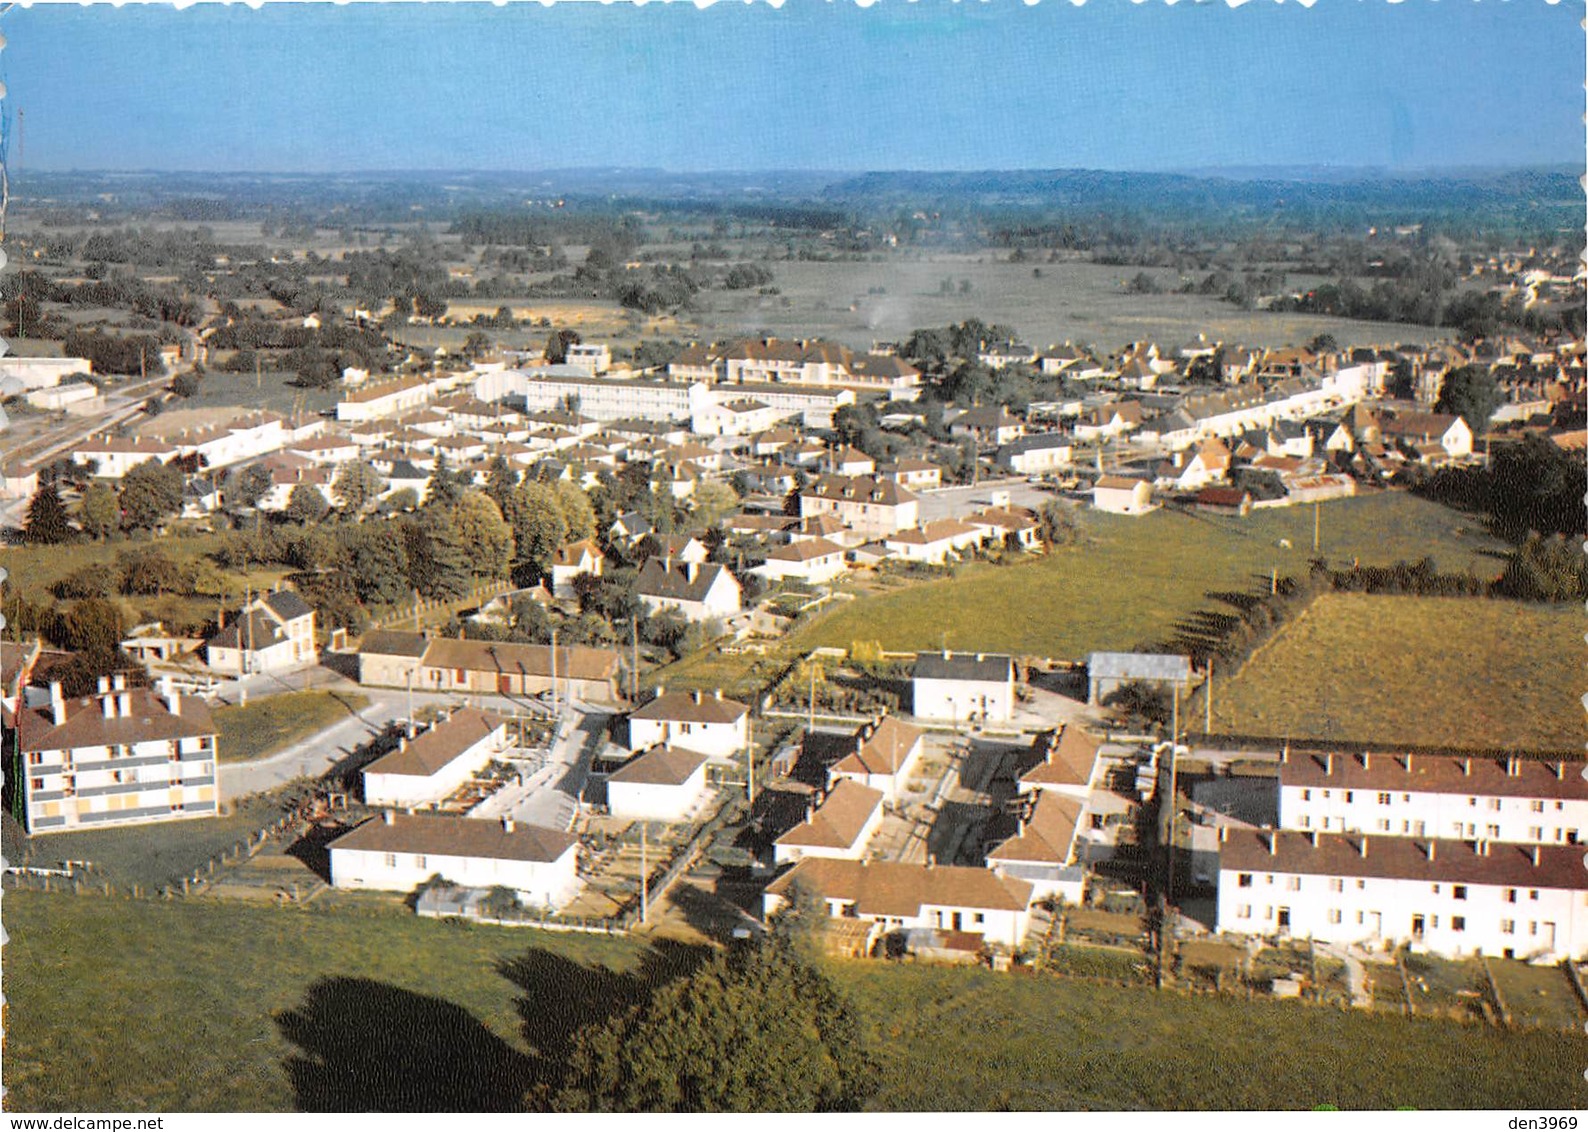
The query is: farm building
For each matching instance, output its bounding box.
[357,631,622,704]
[1087,652,1191,706]
[911,651,1015,725]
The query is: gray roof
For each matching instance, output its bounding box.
[262,590,313,622]
[912,651,1013,684]
[1087,652,1191,683]
[361,630,431,658]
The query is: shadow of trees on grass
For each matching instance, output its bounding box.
[276,941,712,1111]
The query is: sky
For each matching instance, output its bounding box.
[3,0,1581,175]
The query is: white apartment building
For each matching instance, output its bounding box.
[14,676,219,834]
[1217,828,1588,961]
[1278,750,1587,846]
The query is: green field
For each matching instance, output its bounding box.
[831,963,1582,1110]
[214,689,371,764]
[4,891,1580,1112]
[789,492,1505,660]
[1,787,297,890]
[1204,593,1584,750]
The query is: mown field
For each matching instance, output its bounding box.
[214,689,371,764]
[831,963,1582,1110]
[1202,593,1584,750]
[4,891,1580,1113]
[685,255,1446,353]
[788,492,1506,660]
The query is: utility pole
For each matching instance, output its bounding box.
[639,823,649,926]
[1165,682,1180,907]
[550,626,559,718]
[1312,501,1321,555]
[630,615,639,702]
[1204,658,1213,737]
[746,741,755,806]
[807,659,816,734]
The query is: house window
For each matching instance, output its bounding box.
[1503,888,1517,903]
[1286,877,1301,891]
[1322,790,1331,800]
[1453,886,1467,901]
[1467,797,1476,807]
[1451,917,1465,932]
[1529,922,1537,936]
[414,855,427,869]
[1432,884,1441,895]
[1377,792,1391,805]
[1356,911,1365,925]
[383,853,397,868]
[1529,890,1539,901]
[1402,794,1410,803]
[1329,878,1344,893]
[1355,879,1365,890]
[1501,920,1515,934]
[1301,789,1311,801]
[1376,819,1390,832]
[1237,904,1252,919]
[973,913,984,925]
[29,778,43,791]
[27,752,41,766]
[1344,791,1354,803]
[1528,826,1543,841]
[1485,824,1500,838]
[1530,800,1545,813]
[1430,916,1439,929]
[1327,909,1342,925]
[1237,873,1253,888]
[1489,798,1502,812]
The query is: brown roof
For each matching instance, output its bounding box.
[1094,475,1147,491]
[987,792,1083,865]
[607,744,709,786]
[1379,412,1463,439]
[776,779,884,851]
[630,689,749,725]
[1019,725,1101,791]
[18,688,215,753]
[1280,751,1587,802]
[802,474,918,508]
[328,811,576,863]
[341,375,431,404]
[363,709,504,779]
[766,857,1033,917]
[551,539,604,567]
[766,537,847,564]
[1221,828,1587,890]
[833,716,924,779]
[417,637,620,683]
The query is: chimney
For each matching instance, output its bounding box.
[113,672,127,691]
[942,649,950,660]
[1265,832,1276,855]
[49,681,67,726]
[118,692,131,718]
[1461,758,1471,776]
[1279,742,1289,765]
[1506,757,1519,777]
[382,810,395,825]
[1530,845,1540,867]
[692,690,702,705]
[98,675,111,695]
[1324,753,1333,775]
[1307,830,1318,848]
[1218,824,1228,844]
[502,817,515,833]
[926,855,936,869]
[714,688,722,700]
[1361,752,1370,771]
[1554,762,1565,781]
[1425,841,1436,862]
[685,560,699,583]
[162,678,180,717]
[101,695,115,720]
[1358,837,1368,858]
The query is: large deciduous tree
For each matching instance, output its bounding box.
[78,481,122,542]
[504,481,569,576]
[450,490,514,580]
[1434,365,1500,435]
[333,461,385,517]
[547,933,877,1113]
[118,459,184,531]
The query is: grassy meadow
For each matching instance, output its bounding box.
[4,890,1581,1113]
[788,492,1506,660]
[214,689,371,764]
[1199,593,1585,750]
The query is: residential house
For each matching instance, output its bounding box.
[605,745,712,823]
[634,559,742,623]
[752,537,849,586]
[1091,475,1154,515]
[800,474,921,541]
[883,519,983,565]
[205,590,317,675]
[549,539,605,600]
[626,688,750,760]
[362,709,509,808]
[984,791,1087,904]
[774,778,887,864]
[877,457,943,490]
[997,433,1073,476]
[828,715,925,804]
[72,436,180,479]
[1378,412,1474,460]
[357,631,622,703]
[328,811,580,911]
[949,406,1025,447]
[911,651,1015,725]
[763,857,1036,948]
[1071,401,1143,442]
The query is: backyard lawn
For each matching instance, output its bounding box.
[4,891,1581,1112]
[787,492,1506,660]
[1200,593,1584,751]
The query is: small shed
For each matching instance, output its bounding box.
[1087,651,1191,706]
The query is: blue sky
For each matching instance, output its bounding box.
[4,1,1580,174]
